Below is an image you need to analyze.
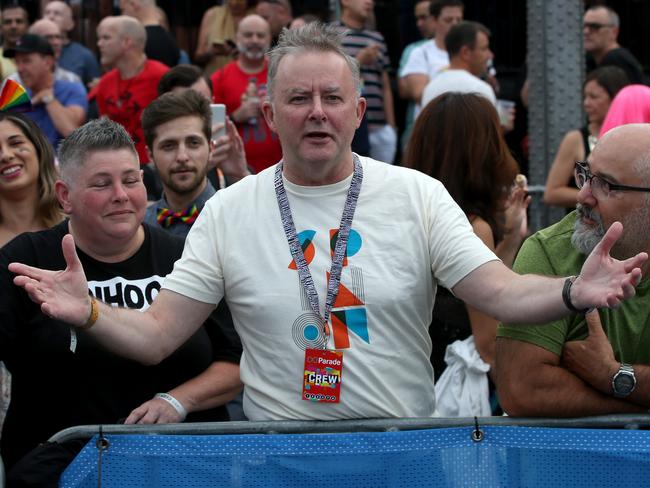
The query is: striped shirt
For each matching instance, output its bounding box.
[331,20,391,131]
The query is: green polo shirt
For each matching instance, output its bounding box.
[497,211,650,363]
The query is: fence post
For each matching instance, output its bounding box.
[527,0,584,231]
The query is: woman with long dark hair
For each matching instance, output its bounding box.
[405,92,529,390]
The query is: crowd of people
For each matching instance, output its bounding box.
[1,0,650,485]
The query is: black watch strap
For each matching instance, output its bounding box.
[562,276,593,314]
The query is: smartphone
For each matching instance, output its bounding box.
[210,104,226,139]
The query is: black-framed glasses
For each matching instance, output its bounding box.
[574,161,650,198]
[583,22,614,31]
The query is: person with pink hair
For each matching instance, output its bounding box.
[600,84,650,136]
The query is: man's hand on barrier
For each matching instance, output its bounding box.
[125,395,186,424]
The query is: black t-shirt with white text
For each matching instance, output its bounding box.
[0,221,240,468]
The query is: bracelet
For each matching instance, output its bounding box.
[562,276,593,314]
[155,393,188,421]
[78,296,99,330]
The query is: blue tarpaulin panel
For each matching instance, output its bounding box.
[60,426,650,487]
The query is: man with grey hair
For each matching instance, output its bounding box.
[1,117,241,479]
[9,24,647,423]
[95,15,169,167]
[497,123,650,417]
[584,5,643,84]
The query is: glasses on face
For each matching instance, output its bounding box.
[574,161,650,198]
[583,22,613,31]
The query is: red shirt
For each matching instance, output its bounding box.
[96,60,169,164]
[211,59,282,173]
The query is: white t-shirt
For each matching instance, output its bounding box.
[399,40,449,79]
[163,157,497,421]
[421,69,497,109]
[399,40,450,120]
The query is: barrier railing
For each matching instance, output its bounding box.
[53,415,650,488]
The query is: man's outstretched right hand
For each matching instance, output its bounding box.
[8,234,91,327]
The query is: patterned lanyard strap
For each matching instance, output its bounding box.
[274,155,363,346]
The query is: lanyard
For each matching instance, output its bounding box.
[274,155,363,347]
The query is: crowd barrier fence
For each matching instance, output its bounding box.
[43,414,650,488]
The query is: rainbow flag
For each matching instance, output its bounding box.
[0,79,32,113]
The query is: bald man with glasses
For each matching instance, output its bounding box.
[496,123,650,417]
[583,5,643,84]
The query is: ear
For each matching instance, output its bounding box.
[459,44,471,62]
[261,100,277,133]
[355,96,367,129]
[55,179,73,214]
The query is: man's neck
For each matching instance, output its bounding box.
[118,52,147,79]
[282,155,354,186]
[237,56,265,74]
[591,42,619,64]
[434,35,445,50]
[162,178,208,213]
[340,12,365,30]
[448,59,473,75]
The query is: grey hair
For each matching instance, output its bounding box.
[267,22,362,100]
[588,5,620,28]
[58,118,138,184]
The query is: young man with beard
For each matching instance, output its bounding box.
[496,123,650,417]
[142,89,248,237]
[210,14,282,173]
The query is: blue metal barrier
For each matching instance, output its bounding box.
[53,416,650,488]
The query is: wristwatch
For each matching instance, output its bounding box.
[41,94,54,105]
[612,363,636,398]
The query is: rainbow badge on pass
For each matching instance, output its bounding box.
[302,348,343,403]
[0,79,32,113]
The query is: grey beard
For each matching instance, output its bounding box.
[571,204,606,255]
[238,44,267,60]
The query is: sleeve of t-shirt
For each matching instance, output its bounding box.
[496,235,570,356]
[426,180,498,290]
[162,194,226,305]
[62,82,89,111]
[398,44,416,77]
[400,44,428,77]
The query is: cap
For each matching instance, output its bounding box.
[4,34,55,58]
